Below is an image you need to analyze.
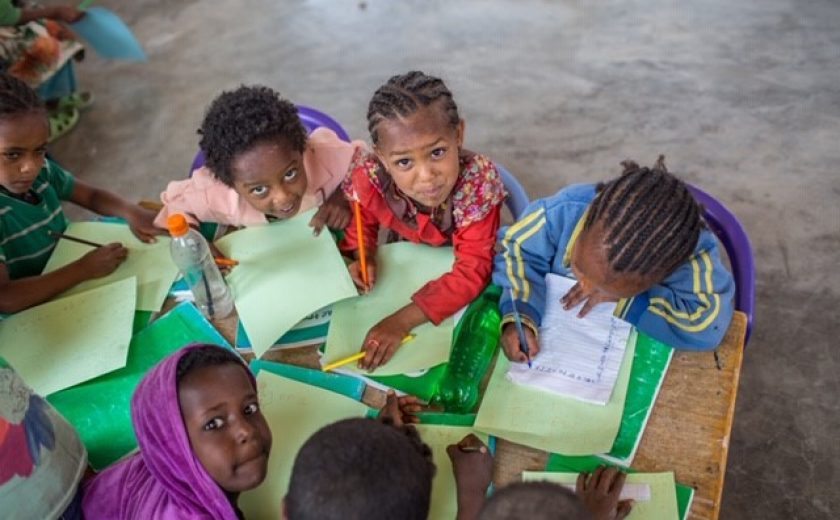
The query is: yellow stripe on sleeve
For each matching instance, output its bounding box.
[502,208,545,298]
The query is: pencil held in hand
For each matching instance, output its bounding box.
[353,201,370,292]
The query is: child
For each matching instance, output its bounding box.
[493,157,735,362]
[479,466,634,520]
[283,401,492,520]
[342,71,506,370]
[0,73,161,313]
[154,85,366,237]
[82,344,272,519]
[0,1,89,140]
[1,357,88,519]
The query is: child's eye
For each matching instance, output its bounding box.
[244,403,259,415]
[203,417,224,431]
[394,158,412,169]
[283,169,298,181]
[430,147,447,159]
[250,186,268,197]
[3,152,21,161]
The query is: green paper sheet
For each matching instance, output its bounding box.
[522,471,680,520]
[216,210,357,358]
[323,243,456,376]
[239,371,370,520]
[47,302,231,469]
[415,424,490,520]
[43,221,178,311]
[474,332,637,455]
[0,277,136,396]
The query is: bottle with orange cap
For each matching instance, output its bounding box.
[167,213,234,319]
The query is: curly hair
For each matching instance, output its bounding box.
[366,70,460,145]
[285,418,435,520]
[198,85,307,186]
[0,73,45,119]
[584,155,704,279]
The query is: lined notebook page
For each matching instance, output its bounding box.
[507,274,632,405]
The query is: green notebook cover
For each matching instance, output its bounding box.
[47,302,231,469]
[546,453,694,520]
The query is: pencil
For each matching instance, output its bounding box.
[508,288,533,368]
[353,201,369,292]
[214,258,239,267]
[48,231,104,248]
[322,334,417,372]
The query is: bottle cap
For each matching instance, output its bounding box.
[167,214,190,237]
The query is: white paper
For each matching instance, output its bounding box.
[507,274,633,405]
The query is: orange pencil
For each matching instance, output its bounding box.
[353,201,370,292]
[214,257,239,267]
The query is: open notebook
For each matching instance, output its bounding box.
[507,274,633,405]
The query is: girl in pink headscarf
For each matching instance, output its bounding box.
[82,344,272,519]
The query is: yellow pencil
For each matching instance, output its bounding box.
[322,334,417,372]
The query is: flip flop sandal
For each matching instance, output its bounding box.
[48,107,80,143]
[57,91,94,112]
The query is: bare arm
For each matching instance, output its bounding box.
[70,180,163,243]
[17,5,84,24]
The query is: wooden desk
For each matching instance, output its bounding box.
[210,310,746,520]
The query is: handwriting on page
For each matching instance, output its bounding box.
[507,274,633,405]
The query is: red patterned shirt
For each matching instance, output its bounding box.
[341,149,506,324]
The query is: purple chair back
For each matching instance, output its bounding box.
[688,185,755,344]
[495,164,530,219]
[188,104,351,174]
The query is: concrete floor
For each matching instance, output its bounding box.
[52,0,840,517]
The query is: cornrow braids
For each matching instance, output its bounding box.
[584,155,703,279]
[366,70,461,144]
[0,73,45,119]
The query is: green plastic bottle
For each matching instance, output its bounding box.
[431,285,502,413]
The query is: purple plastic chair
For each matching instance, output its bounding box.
[496,164,530,219]
[189,104,351,174]
[688,184,755,344]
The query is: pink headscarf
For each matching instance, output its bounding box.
[82,344,254,519]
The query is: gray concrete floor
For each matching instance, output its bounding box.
[52,0,839,517]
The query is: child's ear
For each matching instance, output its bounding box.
[373,144,387,168]
[455,119,466,149]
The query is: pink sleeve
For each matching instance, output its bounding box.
[153,167,241,228]
[305,128,369,201]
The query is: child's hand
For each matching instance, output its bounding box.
[500,322,540,363]
[310,192,352,236]
[576,466,634,520]
[125,206,165,244]
[359,313,410,371]
[561,282,618,318]
[348,255,376,292]
[51,6,85,23]
[79,243,128,278]
[447,434,493,505]
[377,390,422,427]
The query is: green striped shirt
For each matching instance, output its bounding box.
[0,160,75,279]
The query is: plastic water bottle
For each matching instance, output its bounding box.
[431,285,502,413]
[167,213,234,319]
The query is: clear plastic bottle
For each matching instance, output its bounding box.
[167,213,234,320]
[430,285,502,413]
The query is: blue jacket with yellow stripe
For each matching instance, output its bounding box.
[492,183,735,351]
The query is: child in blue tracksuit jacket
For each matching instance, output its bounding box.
[493,157,734,361]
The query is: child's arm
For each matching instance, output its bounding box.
[447,434,493,520]
[620,241,735,350]
[69,180,163,243]
[0,244,127,313]
[15,5,84,24]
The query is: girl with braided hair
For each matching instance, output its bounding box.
[341,71,506,370]
[493,156,735,361]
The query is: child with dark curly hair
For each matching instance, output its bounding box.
[154,85,367,236]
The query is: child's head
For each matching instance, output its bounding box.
[284,418,435,520]
[479,481,592,520]
[176,344,272,495]
[0,73,48,195]
[571,156,703,300]
[367,71,464,208]
[199,85,309,219]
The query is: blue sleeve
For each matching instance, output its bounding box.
[622,239,735,351]
[492,200,558,327]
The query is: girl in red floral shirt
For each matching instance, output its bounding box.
[341,70,506,370]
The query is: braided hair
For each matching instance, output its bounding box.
[583,156,703,279]
[366,71,461,144]
[0,73,45,119]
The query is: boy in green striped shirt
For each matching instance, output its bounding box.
[0,74,162,313]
